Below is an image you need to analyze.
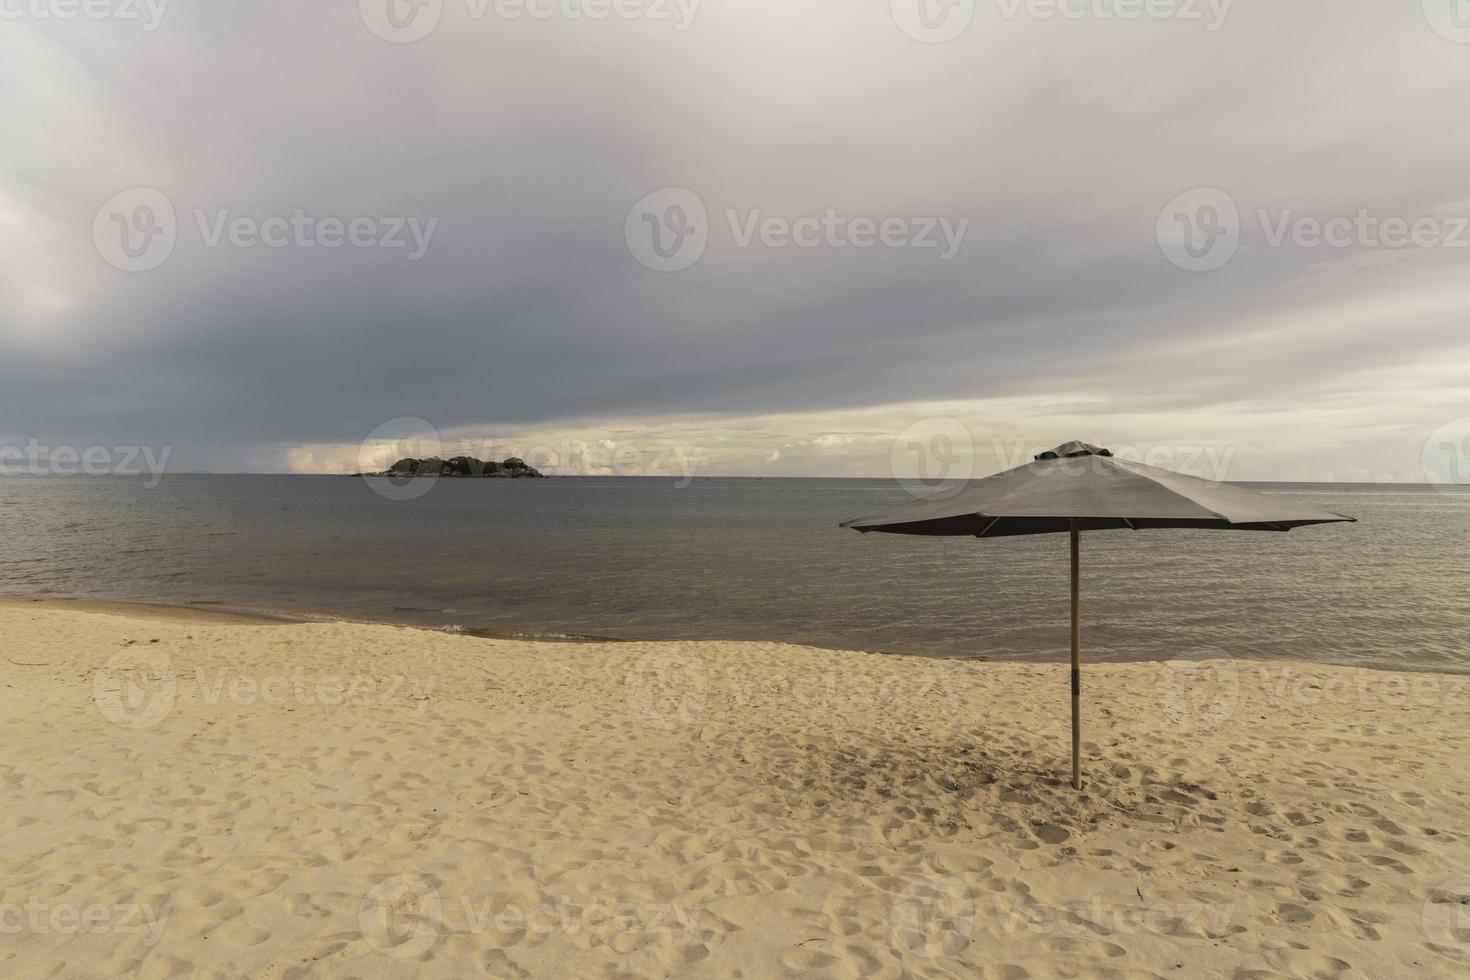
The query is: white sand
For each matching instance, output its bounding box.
[2,600,1468,978]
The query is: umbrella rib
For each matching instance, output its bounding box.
[976,516,1000,537]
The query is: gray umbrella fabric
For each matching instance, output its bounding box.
[843,447,1352,537]
[841,442,1354,789]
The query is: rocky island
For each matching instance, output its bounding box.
[362,456,546,478]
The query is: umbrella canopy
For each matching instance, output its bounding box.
[841,441,1354,789]
[843,441,1353,537]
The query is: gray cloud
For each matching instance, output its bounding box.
[1,1,1468,474]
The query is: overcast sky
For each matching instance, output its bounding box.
[3,1,1469,482]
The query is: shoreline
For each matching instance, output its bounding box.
[3,590,1466,676]
[0,594,303,626]
[0,594,633,647]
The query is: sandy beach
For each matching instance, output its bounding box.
[2,598,1467,978]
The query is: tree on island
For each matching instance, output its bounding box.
[370,456,545,478]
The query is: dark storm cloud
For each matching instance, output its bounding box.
[1,1,1467,472]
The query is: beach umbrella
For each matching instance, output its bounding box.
[840,441,1354,790]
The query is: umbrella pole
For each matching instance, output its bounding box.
[1070,518,1082,790]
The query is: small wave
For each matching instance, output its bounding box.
[453,624,630,645]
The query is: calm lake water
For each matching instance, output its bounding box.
[2,476,1466,672]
